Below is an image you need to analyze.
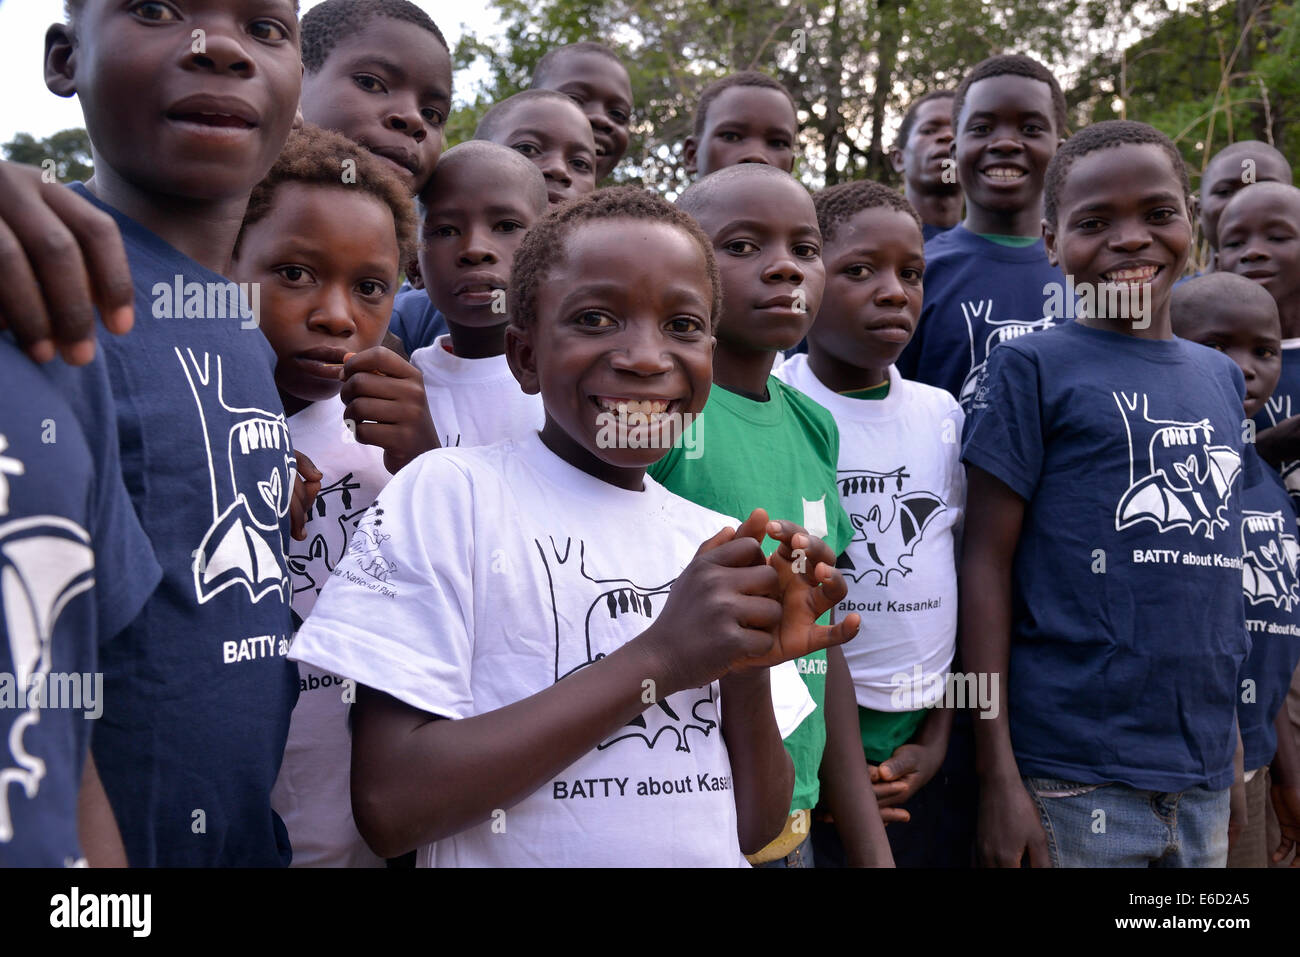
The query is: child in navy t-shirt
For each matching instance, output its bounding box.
[895,55,1067,411]
[0,337,160,866]
[962,122,1251,868]
[1172,273,1300,867]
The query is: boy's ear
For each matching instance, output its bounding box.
[505,322,541,395]
[1042,218,1059,268]
[888,148,905,175]
[45,23,78,98]
[683,137,698,177]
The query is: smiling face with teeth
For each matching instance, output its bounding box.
[507,219,716,489]
[955,74,1061,236]
[1045,143,1191,339]
[48,0,301,211]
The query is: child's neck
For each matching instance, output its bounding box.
[906,186,962,231]
[807,347,890,394]
[1279,297,1300,340]
[1078,301,1174,341]
[445,318,509,360]
[279,389,313,418]
[86,167,251,276]
[712,345,777,399]
[964,199,1044,239]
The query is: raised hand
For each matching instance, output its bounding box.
[339,346,440,473]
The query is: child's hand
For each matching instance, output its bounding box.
[736,519,860,672]
[870,740,945,813]
[340,346,440,473]
[1270,780,1300,866]
[977,776,1051,867]
[638,509,785,693]
[290,450,322,542]
[0,161,134,364]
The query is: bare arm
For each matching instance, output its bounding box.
[960,464,1049,867]
[719,669,794,853]
[819,644,894,866]
[77,753,126,867]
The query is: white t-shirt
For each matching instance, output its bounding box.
[776,356,965,711]
[411,336,544,448]
[273,394,392,868]
[290,433,763,868]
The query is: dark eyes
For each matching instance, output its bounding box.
[575,310,615,328]
[277,265,308,283]
[249,19,289,42]
[793,243,820,258]
[725,239,758,255]
[132,1,179,21]
[357,280,387,297]
[572,156,594,174]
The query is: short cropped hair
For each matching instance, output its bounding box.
[236,124,416,265]
[1043,120,1191,227]
[475,90,584,142]
[675,163,807,221]
[422,140,548,214]
[814,180,923,243]
[532,42,626,86]
[895,90,955,151]
[1171,272,1279,335]
[952,54,1067,138]
[301,0,447,73]
[692,71,798,137]
[508,187,722,330]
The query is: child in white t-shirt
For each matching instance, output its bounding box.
[775,180,966,861]
[410,142,549,447]
[230,126,439,866]
[290,187,860,866]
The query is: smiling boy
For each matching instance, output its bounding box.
[531,41,634,181]
[889,91,961,240]
[896,55,1067,412]
[474,90,598,208]
[287,188,859,866]
[961,121,1250,868]
[42,0,304,866]
[409,142,548,448]
[684,72,799,178]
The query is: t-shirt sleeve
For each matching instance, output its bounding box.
[945,396,968,558]
[54,357,161,643]
[289,451,477,720]
[960,344,1043,501]
[825,423,854,558]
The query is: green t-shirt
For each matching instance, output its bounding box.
[649,376,853,812]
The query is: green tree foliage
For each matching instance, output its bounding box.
[451,0,1175,192]
[2,128,94,183]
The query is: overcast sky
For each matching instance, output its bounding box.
[0,0,503,145]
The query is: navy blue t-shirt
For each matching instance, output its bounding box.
[1237,448,1300,770]
[896,225,1066,412]
[71,184,298,866]
[921,222,955,242]
[0,337,159,866]
[388,282,448,354]
[1253,343,1300,524]
[963,321,1250,791]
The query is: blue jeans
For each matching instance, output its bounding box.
[1022,777,1230,867]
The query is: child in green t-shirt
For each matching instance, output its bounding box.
[651,163,893,866]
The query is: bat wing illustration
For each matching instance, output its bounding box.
[1204,446,1243,500]
[851,491,947,585]
[1117,470,1195,530]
